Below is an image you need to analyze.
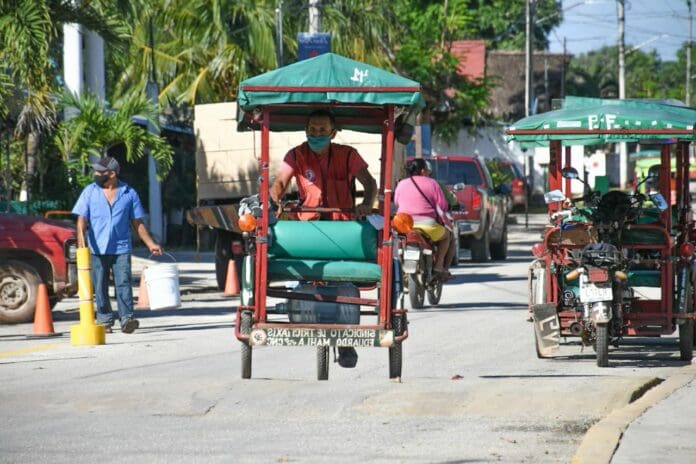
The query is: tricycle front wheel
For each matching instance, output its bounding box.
[240,311,253,379]
[389,313,405,381]
[317,346,329,380]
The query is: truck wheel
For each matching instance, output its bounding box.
[389,313,405,381]
[0,261,42,323]
[470,230,490,262]
[317,346,329,381]
[408,274,425,309]
[595,323,609,367]
[679,319,694,361]
[240,311,253,379]
[451,233,461,268]
[214,231,232,290]
[489,225,508,261]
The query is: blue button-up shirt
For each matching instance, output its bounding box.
[72,181,146,255]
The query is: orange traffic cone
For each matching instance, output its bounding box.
[31,283,60,337]
[136,269,150,309]
[223,259,240,296]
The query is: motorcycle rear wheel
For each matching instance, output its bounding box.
[595,323,609,367]
[408,274,425,309]
[679,319,694,362]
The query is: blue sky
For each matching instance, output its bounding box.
[548,0,693,61]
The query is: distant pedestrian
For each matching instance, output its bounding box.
[72,156,162,333]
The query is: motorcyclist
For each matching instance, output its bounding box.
[394,158,454,280]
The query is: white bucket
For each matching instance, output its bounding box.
[144,263,181,310]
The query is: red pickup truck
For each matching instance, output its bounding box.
[0,213,78,323]
[429,155,510,263]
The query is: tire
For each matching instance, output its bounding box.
[470,229,490,262]
[451,233,460,268]
[215,230,233,290]
[240,311,253,379]
[317,346,330,381]
[389,313,405,380]
[427,279,443,306]
[215,231,242,292]
[408,273,425,309]
[679,319,694,362]
[595,323,609,367]
[0,260,42,323]
[489,224,508,261]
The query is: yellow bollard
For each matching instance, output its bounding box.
[70,247,105,345]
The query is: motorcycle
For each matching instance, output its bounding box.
[398,224,443,310]
[540,167,664,366]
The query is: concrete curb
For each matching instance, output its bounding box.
[571,361,696,463]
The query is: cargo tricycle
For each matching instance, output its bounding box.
[507,96,696,366]
[232,53,424,380]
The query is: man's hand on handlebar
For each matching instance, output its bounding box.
[355,203,372,218]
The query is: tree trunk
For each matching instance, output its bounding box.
[21,131,39,204]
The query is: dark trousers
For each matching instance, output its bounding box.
[91,253,134,326]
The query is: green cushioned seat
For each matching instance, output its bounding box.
[628,270,662,287]
[267,220,380,282]
[269,220,377,260]
[268,258,382,282]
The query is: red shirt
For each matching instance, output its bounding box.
[281,142,368,219]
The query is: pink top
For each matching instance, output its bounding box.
[394,175,448,222]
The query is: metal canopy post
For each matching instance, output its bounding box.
[379,105,395,324]
[256,109,271,323]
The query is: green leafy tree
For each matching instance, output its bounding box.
[0,0,127,202]
[566,45,687,101]
[53,92,173,191]
[469,0,562,50]
[111,0,278,105]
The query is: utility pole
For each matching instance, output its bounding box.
[309,1,321,33]
[617,0,627,189]
[275,0,284,66]
[525,0,535,117]
[146,17,163,243]
[687,0,693,106]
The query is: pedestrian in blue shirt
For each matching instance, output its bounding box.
[72,156,162,333]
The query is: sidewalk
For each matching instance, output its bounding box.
[508,213,696,463]
[572,361,696,463]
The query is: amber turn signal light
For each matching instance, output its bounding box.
[392,212,414,234]
[238,213,257,232]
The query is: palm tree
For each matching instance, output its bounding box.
[112,0,278,105]
[0,0,127,202]
[53,92,173,188]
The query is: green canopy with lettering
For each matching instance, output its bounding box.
[236,53,425,133]
[506,96,696,148]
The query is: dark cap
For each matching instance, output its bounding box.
[91,156,120,174]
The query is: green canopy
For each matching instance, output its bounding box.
[506,96,696,148]
[237,53,425,133]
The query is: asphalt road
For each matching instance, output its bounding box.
[0,217,690,463]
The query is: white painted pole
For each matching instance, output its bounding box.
[63,23,83,113]
[617,0,627,189]
[84,31,105,99]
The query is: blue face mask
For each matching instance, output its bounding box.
[307,135,331,152]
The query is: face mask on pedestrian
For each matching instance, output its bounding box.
[94,173,110,187]
[307,135,331,152]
